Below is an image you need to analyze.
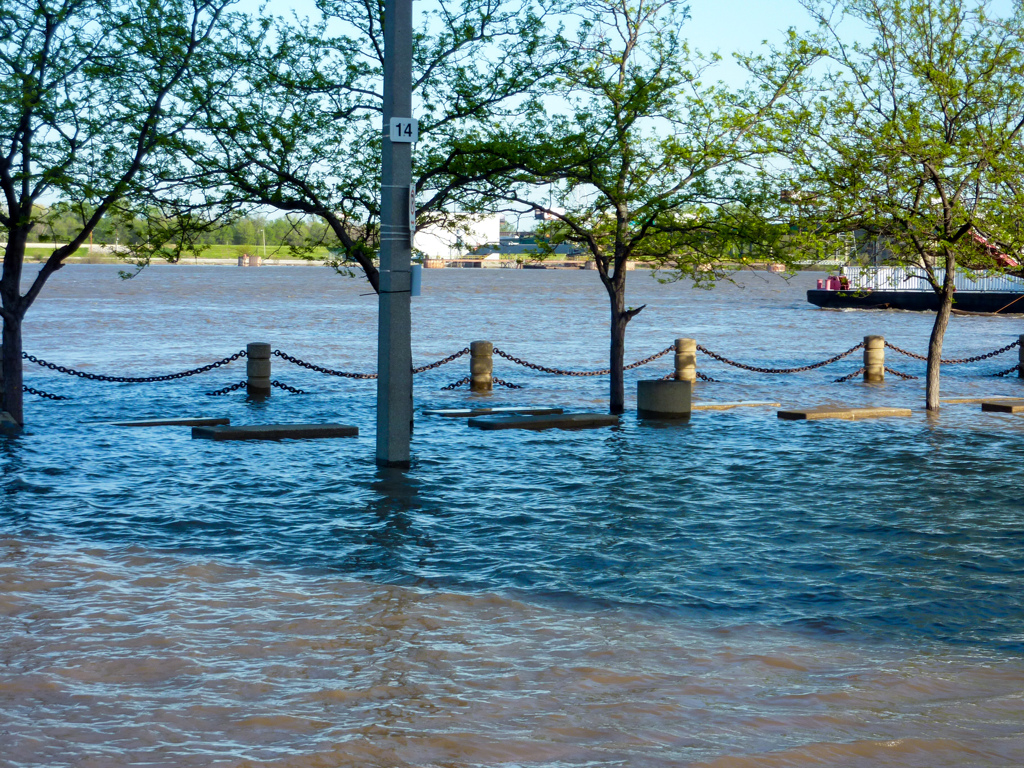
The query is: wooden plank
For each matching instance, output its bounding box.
[692,401,781,411]
[468,412,619,431]
[192,423,358,441]
[980,400,1024,414]
[778,406,912,421]
[109,417,230,427]
[423,406,564,417]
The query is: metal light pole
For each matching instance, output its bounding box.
[376,0,415,468]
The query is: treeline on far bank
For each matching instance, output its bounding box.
[23,209,340,251]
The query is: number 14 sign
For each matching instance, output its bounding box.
[389,117,418,143]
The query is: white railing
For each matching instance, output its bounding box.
[841,266,1024,293]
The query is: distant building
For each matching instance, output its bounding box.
[414,214,501,260]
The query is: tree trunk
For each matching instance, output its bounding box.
[925,256,957,411]
[1,229,27,426]
[608,271,627,414]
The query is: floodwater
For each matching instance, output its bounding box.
[2,265,1024,767]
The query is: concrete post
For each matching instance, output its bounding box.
[675,338,697,382]
[864,335,885,382]
[375,0,415,468]
[470,341,493,392]
[247,342,272,397]
[1019,334,1024,378]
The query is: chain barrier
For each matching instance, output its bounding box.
[834,367,866,383]
[697,342,864,374]
[492,345,673,377]
[696,371,718,382]
[22,351,247,383]
[22,384,71,400]
[273,350,377,379]
[885,366,919,380]
[441,376,471,390]
[492,377,524,389]
[884,339,1020,365]
[271,380,308,395]
[206,380,247,396]
[413,348,470,374]
[994,364,1021,377]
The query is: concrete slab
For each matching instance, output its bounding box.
[941,397,1024,404]
[468,412,619,431]
[692,401,781,411]
[981,400,1024,414]
[109,417,230,427]
[192,423,358,441]
[778,406,913,421]
[423,406,564,417]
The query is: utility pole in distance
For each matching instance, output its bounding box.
[376,0,415,468]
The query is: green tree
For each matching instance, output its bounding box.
[0,0,242,426]
[186,0,569,291]
[777,0,1024,410]
[459,0,818,412]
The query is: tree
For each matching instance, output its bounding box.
[777,0,1024,410]
[183,0,569,291]
[454,0,819,412]
[0,0,243,426]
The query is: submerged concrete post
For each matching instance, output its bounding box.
[675,338,697,383]
[864,335,885,383]
[470,341,493,392]
[247,342,272,397]
[1019,334,1024,378]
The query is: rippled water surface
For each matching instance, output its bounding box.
[2,265,1024,766]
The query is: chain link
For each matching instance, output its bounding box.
[206,380,247,396]
[23,351,247,383]
[885,339,1020,365]
[273,350,377,379]
[413,348,470,374]
[834,367,867,383]
[885,366,919,380]
[271,380,309,395]
[441,376,471,390]
[492,345,673,377]
[697,343,864,374]
[492,377,524,389]
[22,384,71,400]
[994,364,1021,377]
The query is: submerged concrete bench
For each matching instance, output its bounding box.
[110,417,230,427]
[778,406,912,421]
[692,401,781,411]
[468,412,619,431]
[423,406,564,417]
[981,400,1024,414]
[942,397,1024,404]
[192,423,358,441]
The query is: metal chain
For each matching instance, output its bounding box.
[885,339,1020,365]
[271,380,308,395]
[834,367,866,383]
[206,380,247,396]
[22,384,71,400]
[273,350,377,379]
[492,377,524,389]
[696,371,718,382]
[413,348,470,374]
[885,366,919,380]
[22,351,247,383]
[492,345,673,377]
[994,364,1021,377]
[441,376,471,390]
[697,342,864,374]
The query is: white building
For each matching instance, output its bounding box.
[414,214,501,260]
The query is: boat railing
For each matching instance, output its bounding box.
[841,266,1024,293]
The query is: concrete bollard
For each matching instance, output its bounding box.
[864,335,885,382]
[637,379,692,419]
[470,341,493,392]
[247,342,272,396]
[675,338,697,383]
[1019,334,1024,378]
